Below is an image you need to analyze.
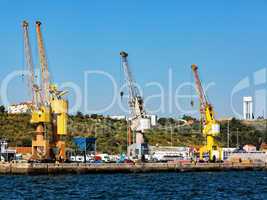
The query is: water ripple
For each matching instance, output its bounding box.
[0,171,267,200]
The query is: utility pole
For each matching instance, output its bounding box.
[95,128,98,155]
[265,110,267,142]
[171,126,173,147]
[227,120,230,148]
[236,128,239,148]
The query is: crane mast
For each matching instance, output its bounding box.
[191,64,222,161]
[120,51,150,160]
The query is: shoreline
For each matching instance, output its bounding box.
[0,162,267,175]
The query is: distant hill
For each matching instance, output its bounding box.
[0,113,265,154]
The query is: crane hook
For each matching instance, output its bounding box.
[190,100,194,107]
[120,91,124,101]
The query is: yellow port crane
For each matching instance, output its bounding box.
[22,21,68,162]
[191,64,222,161]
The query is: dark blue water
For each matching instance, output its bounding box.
[0,171,267,200]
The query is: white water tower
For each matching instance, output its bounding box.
[243,96,253,120]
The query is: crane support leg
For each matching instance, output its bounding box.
[31,123,50,160]
[199,135,222,162]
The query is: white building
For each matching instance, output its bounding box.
[243,144,257,152]
[0,140,16,161]
[109,115,126,120]
[227,152,267,163]
[222,147,236,160]
[8,102,32,114]
[146,114,157,126]
[243,96,253,120]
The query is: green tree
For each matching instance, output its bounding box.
[0,105,6,114]
[182,115,196,121]
[158,118,167,126]
[76,111,84,118]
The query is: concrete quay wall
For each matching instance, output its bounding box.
[0,162,266,175]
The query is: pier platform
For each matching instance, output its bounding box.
[0,162,267,174]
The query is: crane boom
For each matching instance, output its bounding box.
[36,21,50,105]
[191,64,208,121]
[120,51,139,101]
[120,51,145,119]
[22,21,36,106]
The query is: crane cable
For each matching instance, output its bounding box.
[119,56,124,101]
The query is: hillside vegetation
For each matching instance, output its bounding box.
[0,111,266,154]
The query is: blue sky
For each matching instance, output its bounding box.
[0,0,267,118]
